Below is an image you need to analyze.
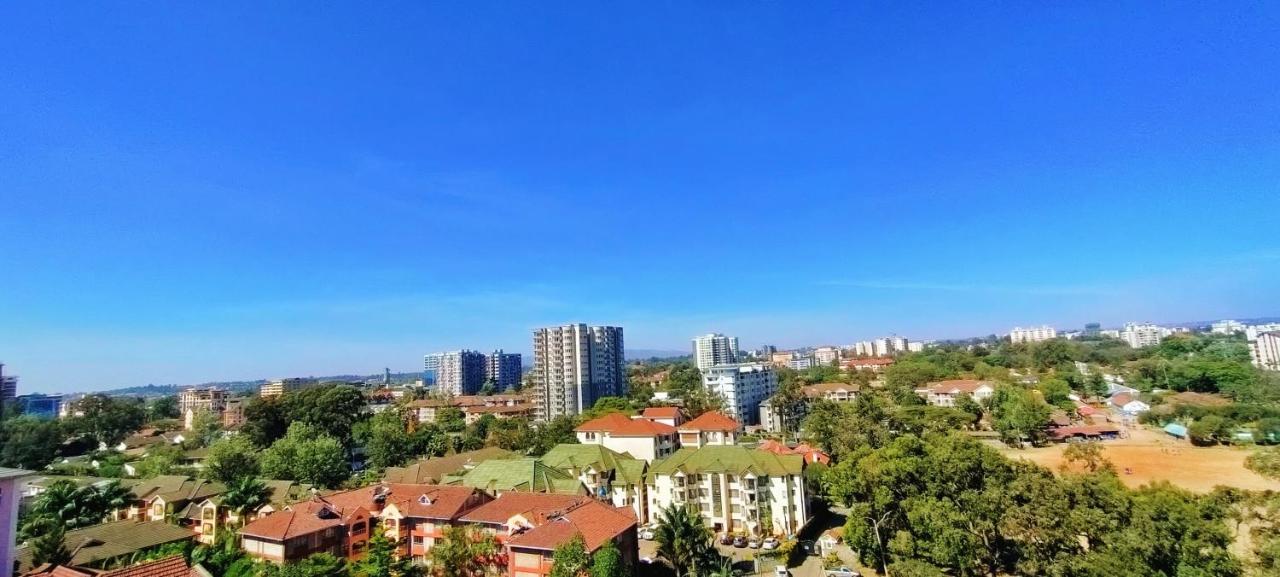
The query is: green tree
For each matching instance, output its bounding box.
[205,435,262,484]
[147,395,181,421]
[1247,447,1280,480]
[26,516,72,567]
[991,385,1051,447]
[355,526,412,577]
[0,416,65,469]
[363,410,415,469]
[655,505,718,577]
[221,477,271,525]
[22,479,131,537]
[590,540,626,577]
[1188,415,1234,446]
[66,394,147,446]
[549,534,590,577]
[428,524,503,577]
[135,442,185,477]
[260,422,349,488]
[240,395,290,448]
[263,552,349,577]
[436,407,467,433]
[286,385,367,450]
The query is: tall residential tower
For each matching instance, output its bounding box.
[531,324,625,421]
[692,333,739,370]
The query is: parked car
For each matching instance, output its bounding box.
[774,566,789,577]
[824,568,861,577]
[748,537,762,549]
[639,527,656,540]
[762,537,781,550]
[719,533,733,545]
[800,540,817,555]
[733,535,748,548]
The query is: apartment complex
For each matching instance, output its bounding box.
[486,350,523,390]
[852,336,911,357]
[916,379,995,407]
[1246,323,1280,341]
[409,394,533,425]
[645,446,808,537]
[260,377,319,398]
[178,388,228,430]
[530,324,625,421]
[813,346,841,365]
[1008,325,1057,344]
[1120,323,1169,349]
[1251,332,1280,371]
[459,493,638,577]
[692,333,739,370]
[423,350,487,395]
[14,393,61,420]
[701,363,777,426]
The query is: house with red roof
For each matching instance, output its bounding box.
[640,406,686,427]
[575,412,679,462]
[677,412,740,447]
[756,440,831,465]
[23,555,206,577]
[460,493,638,577]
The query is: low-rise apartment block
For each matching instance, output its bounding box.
[916,379,995,407]
[645,446,808,537]
[260,377,319,398]
[677,412,740,447]
[1251,332,1280,371]
[1008,325,1057,344]
[459,493,638,577]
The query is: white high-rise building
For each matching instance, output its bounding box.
[692,333,739,370]
[854,337,912,357]
[701,363,777,426]
[1246,324,1280,341]
[813,346,841,365]
[1009,326,1058,344]
[531,324,625,421]
[907,341,925,352]
[1121,323,1168,349]
[423,350,487,395]
[1251,332,1280,371]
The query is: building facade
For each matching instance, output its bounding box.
[530,324,625,421]
[813,346,841,366]
[260,378,319,398]
[701,364,777,426]
[1120,323,1168,349]
[1251,332,1280,371]
[1008,326,1057,344]
[692,333,739,370]
[422,350,488,396]
[485,350,523,391]
[645,446,808,536]
[14,394,61,420]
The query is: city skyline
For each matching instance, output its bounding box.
[2,3,1279,392]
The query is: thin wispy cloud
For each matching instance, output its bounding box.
[819,279,1115,296]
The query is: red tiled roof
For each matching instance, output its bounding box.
[504,499,636,553]
[1110,393,1133,407]
[641,407,682,419]
[239,498,364,541]
[611,418,676,437]
[459,493,589,525]
[381,485,488,521]
[679,412,740,432]
[574,413,634,433]
[99,556,200,577]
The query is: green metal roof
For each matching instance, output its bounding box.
[647,446,804,478]
[540,444,648,484]
[457,458,585,495]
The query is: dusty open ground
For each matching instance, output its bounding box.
[1003,426,1280,493]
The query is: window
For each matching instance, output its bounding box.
[351,521,367,535]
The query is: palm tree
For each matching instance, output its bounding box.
[92,481,134,518]
[655,505,718,577]
[27,516,72,567]
[221,477,271,526]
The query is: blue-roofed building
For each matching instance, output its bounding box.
[1163,423,1188,439]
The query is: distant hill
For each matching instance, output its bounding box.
[95,371,425,397]
[627,349,690,361]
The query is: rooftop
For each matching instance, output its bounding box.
[16,520,195,572]
[648,445,804,478]
[678,412,740,432]
[383,447,518,484]
[452,458,585,495]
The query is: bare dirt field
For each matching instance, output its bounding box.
[1003,426,1280,493]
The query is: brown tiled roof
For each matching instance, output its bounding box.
[801,382,861,396]
[98,556,201,577]
[925,379,992,394]
[15,521,195,573]
[1110,393,1133,407]
[506,499,636,553]
[679,412,740,432]
[239,498,365,541]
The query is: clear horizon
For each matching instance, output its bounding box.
[2,3,1278,394]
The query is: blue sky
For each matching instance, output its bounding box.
[2,3,1278,393]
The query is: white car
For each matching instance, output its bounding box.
[774,566,789,577]
[639,527,656,540]
[762,537,781,551]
